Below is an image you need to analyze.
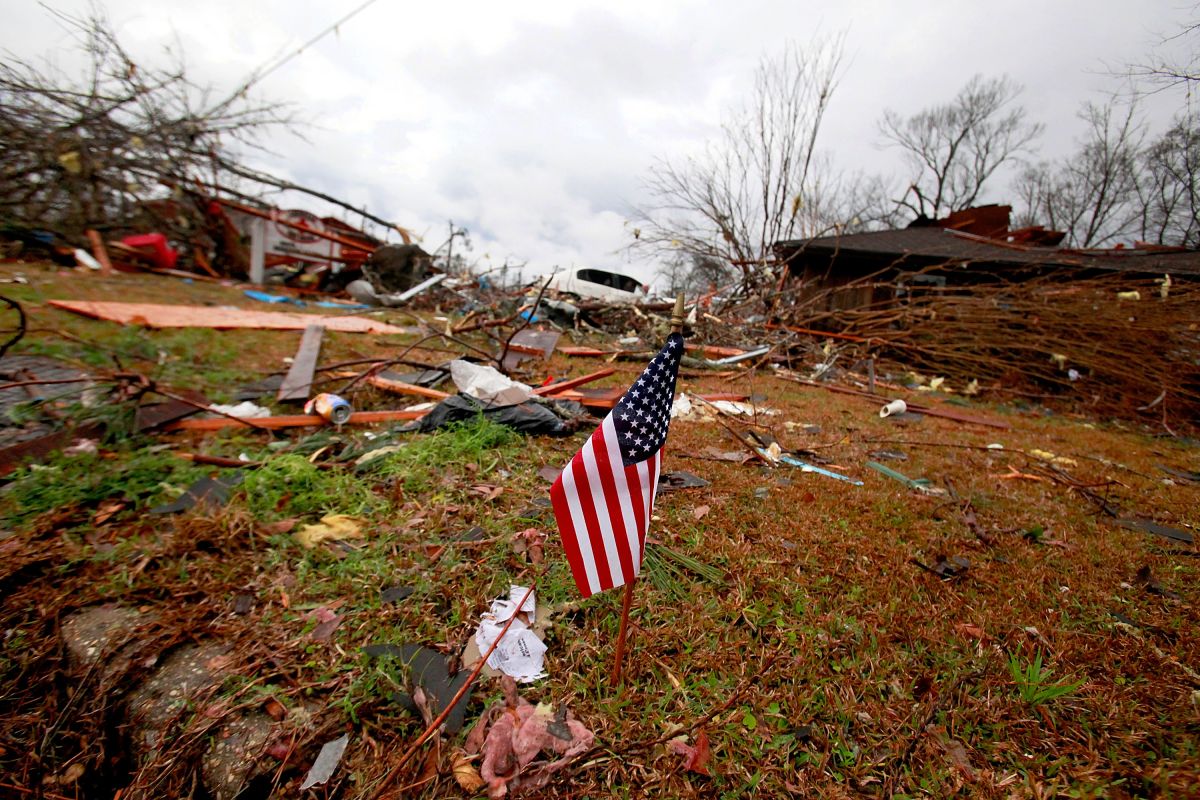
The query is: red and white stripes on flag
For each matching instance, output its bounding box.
[550,416,662,597]
[550,333,682,598]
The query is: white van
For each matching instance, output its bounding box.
[547,267,650,304]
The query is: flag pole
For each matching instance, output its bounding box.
[610,293,687,687]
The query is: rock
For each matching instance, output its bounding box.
[127,642,233,759]
[201,712,276,800]
[61,605,152,676]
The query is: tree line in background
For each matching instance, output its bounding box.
[638,21,1200,297]
[0,7,407,261]
[1,5,1196,295]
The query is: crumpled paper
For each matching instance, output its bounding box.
[473,586,546,683]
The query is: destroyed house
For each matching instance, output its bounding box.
[774,205,1200,312]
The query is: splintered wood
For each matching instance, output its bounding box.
[277,325,324,402]
[49,300,411,334]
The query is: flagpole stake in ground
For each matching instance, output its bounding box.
[609,293,687,687]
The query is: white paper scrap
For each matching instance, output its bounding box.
[299,733,349,790]
[474,585,546,683]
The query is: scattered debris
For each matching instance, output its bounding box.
[149,474,243,514]
[1111,517,1194,544]
[462,676,594,799]
[208,400,271,419]
[658,470,711,492]
[866,460,946,495]
[472,586,547,683]
[49,300,411,334]
[294,515,366,549]
[668,729,712,776]
[277,324,324,402]
[914,554,971,580]
[361,643,475,734]
[381,585,415,604]
[452,360,533,406]
[304,392,353,424]
[1134,565,1182,600]
[299,733,350,791]
[411,394,578,436]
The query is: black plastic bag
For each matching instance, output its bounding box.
[408,393,579,436]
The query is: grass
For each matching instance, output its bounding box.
[1008,650,1085,706]
[0,447,207,528]
[0,262,1198,798]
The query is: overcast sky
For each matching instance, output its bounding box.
[6,1,1195,285]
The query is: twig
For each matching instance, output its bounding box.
[364,582,538,800]
[0,294,26,359]
[152,385,273,432]
[498,274,554,371]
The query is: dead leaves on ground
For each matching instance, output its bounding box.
[459,676,594,799]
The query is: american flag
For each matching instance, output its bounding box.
[550,333,683,598]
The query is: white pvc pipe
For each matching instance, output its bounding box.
[879,399,907,418]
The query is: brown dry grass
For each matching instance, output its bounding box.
[0,262,1197,799]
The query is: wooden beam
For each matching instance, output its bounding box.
[277,324,325,402]
[366,374,449,400]
[331,371,451,401]
[164,409,426,432]
[49,300,411,334]
[86,229,114,275]
[532,368,616,396]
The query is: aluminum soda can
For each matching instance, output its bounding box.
[304,393,352,424]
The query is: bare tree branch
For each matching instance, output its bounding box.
[1013,102,1145,247]
[879,74,1042,220]
[629,35,871,297]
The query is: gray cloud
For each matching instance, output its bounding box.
[4,0,1193,283]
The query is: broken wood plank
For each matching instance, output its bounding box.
[135,390,209,431]
[502,329,562,371]
[85,229,114,275]
[331,371,451,401]
[533,368,616,396]
[49,300,412,335]
[558,346,614,357]
[277,324,325,402]
[164,409,427,432]
[546,387,624,409]
[685,343,748,358]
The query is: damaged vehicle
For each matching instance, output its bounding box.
[546,267,651,304]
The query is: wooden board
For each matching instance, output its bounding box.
[685,343,747,358]
[331,371,451,401]
[546,387,624,409]
[277,324,324,402]
[164,409,426,431]
[558,346,613,357]
[49,300,411,335]
[532,368,615,396]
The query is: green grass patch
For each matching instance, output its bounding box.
[0,448,207,527]
[240,454,384,520]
